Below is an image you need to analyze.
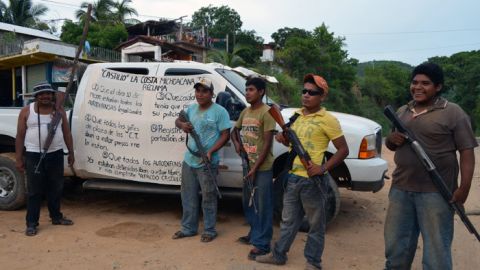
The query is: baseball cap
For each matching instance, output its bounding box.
[303,74,329,93]
[194,78,214,91]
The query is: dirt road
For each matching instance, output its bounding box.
[1,148,479,270]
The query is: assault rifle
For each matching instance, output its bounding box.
[268,105,325,182]
[234,128,257,212]
[179,110,222,198]
[384,105,480,242]
[34,5,92,173]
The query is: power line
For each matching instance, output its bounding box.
[353,42,480,55]
[341,28,480,36]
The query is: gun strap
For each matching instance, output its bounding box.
[185,134,202,157]
[285,113,301,170]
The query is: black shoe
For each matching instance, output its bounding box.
[237,235,250,245]
[248,248,268,260]
[52,217,74,225]
[25,226,37,236]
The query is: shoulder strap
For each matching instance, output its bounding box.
[284,113,301,170]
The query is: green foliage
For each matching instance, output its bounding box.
[207,44,247,67]
[60,20,127,49]
[271,27,309,49]
[0,0,50,30]
[429,51,480,132]
[191,5,242,51]
[234,30,263,66]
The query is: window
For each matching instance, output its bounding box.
[164,68,211,76]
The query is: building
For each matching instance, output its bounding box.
[0,22,120,107]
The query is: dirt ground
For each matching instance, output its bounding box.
[1,147,479,270]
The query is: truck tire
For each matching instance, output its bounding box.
[273,173,341,232]
[0,154,26,210]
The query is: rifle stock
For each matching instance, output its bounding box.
[268,105,321,179]
[384,105,480,242]
[179,110,222,198]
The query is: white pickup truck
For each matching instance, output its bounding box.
[0,62,387,224]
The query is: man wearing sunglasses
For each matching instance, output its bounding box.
[256,74,349,270]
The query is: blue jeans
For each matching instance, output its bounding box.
[242,169,273,252]
[180,161,218,237]
[25,150,65,227]
[272,174,328,269]
[384,187,454,270]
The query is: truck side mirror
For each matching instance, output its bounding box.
[215,92,244,121]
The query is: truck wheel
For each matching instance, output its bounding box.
[0,154,26,210]
[274,173,340,232]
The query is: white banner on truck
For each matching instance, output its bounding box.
[76,66,217,185]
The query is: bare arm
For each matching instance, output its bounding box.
[230,127,242,154]
[206,129,230,159]
[450,148,475,204]
[60,109,75,166]
[15,107,29,172]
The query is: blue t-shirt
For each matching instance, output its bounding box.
[184,103,231,168]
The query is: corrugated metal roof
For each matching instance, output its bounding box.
[0,22,60,41]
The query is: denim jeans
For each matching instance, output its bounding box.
[272,174,328,269]
[242,169,273,252]
[384,187,454,270]
[180,161,218,237]
[25,150,65,227]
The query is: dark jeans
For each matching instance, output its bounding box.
[272,174,328,269]
[25,150,65,227]
[242,170,273,252]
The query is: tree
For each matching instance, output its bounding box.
[271,27,309,49]
[206,44,247,67]
[60,20,127,50]
[76,0,114,22]
[233,30,263,66]
[0,0,48,29]
[112,0,137,23]
[190,5,242,51]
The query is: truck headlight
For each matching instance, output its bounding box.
[358,134,377,159]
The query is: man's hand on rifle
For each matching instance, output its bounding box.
[450,186,470,205]
[387,131,407,147]
[306,161,326,178]
[275,131,289,146]
[245,167,257,181]
[180,122,193,133]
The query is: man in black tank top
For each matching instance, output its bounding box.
[15,81,75,236]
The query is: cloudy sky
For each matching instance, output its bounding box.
[35,0,480,65]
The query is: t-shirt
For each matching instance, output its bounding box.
[183,103,231,168]
[289,107,343,178]
[392,97,478,192]
[235,104,276,171]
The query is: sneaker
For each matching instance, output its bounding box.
[51,217,74,225]
[255,253,285,265]
[305,263,321,270]
[248,248,268,260]
[25,226,38,236]
[237,235,250,245]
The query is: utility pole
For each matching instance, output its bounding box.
[226,34,229,53]
[176,15,187,41]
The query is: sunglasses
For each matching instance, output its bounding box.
[302,89,323,96]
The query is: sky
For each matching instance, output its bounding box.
[33,0,480,66]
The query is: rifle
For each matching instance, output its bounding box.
[234,128,257,212]
[34,4,93,173]
[179,110,222,198]
[384,105,480,242]
[268,105,326,183]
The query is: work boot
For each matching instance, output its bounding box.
[255,253,285,265]
[52,217,74,225]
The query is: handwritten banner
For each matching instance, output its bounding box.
[75,66,218,185]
